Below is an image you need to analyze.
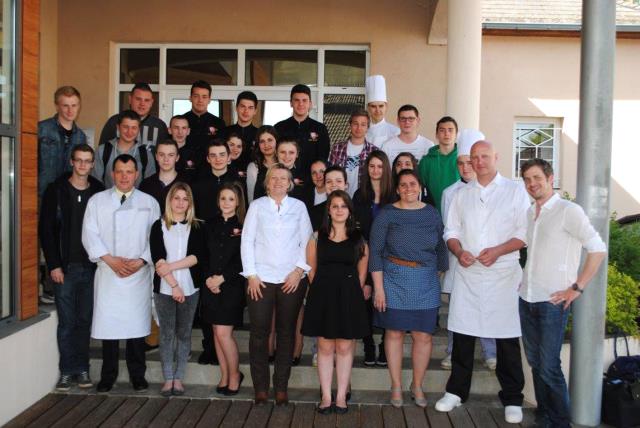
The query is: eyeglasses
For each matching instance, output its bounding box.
[398,117,417,123]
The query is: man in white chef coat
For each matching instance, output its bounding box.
[82,153,160,393]
[435,141,529,424]
[364,75,399,148]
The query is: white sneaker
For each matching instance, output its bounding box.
[312,353,318,367]
[504,405,523,423]
[441,354,452,370]
[435,392,462,412]
[484,357,497,370]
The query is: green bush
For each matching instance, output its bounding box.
[606,264,640,336]
[609,219,640,282]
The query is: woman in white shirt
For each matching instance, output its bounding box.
[150,182,207,396]
[241,163,313,406]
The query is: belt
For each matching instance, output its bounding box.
[386,256,422,268]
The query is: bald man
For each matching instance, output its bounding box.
[435,141,530,424]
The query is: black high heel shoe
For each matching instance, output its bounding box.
[216,384,228,394]
[224,372,245,396]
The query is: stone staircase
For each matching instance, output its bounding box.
[88,301,502,399]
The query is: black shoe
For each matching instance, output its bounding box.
[334,404,349,415]
[224,372,244,396]
[292,356,301,366]
[216,385,228,394]
[364,345,376,366]
[316,404,333,415]
[268,354,275,363]
[56,374,73,392]
[40,291,55,304]
[131,377,149,392]
[76,371,93,388]
[376,344,387,367]
[96,379,114,393]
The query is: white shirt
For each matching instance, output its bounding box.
[314,189,327,206]
[159,221,197,297]
[241,195,313,283]
[367,119,400,148]
[345,141,365,197]
[520,193,606,303]
[381,135,434,164]
[444,173,529,267]
[444,173,530,338]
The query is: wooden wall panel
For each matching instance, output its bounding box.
[19,0,40,320]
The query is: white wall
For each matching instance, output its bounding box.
[0,313,59,426]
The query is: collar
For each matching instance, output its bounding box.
[370,119,387,128]
[473,172,504,189]
[171,219,189,225]
[114,187,134,199]
[540,192,560,211]
[55,114,76,132]
[268,195,289,210]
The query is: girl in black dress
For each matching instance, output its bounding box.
[201,182,246,396]
[302,190,370,414]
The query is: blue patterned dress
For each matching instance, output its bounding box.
[368,204,448,333]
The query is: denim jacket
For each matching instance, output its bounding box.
[38,115,87,197]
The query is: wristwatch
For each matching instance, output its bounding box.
[571,283,584,293]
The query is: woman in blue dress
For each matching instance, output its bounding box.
[369,169,448,408]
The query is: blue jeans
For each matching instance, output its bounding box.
[53,263,95,374]
[519,298,571,428]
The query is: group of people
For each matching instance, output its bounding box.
[38,74,606,427]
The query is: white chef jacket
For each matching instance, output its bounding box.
[82,188,160,339]
[380,135,434,165]
[444,173,530,338]
[520,193,606,303]
[366,119,400,148]
[440,180,465,294]
[241,195,312,283]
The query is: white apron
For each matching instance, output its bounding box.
[83,189,159,339]
[448,261,522,338]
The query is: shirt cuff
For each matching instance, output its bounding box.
[296,261,311,273]
[241,269,257,278]
[584,236,607,253]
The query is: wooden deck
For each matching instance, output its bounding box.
[6,392,539,427]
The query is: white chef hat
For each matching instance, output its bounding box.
[457,129,485,157]
[366,75,388,103]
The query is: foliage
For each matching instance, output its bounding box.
[608,218,640,282]
[606,264,640,336]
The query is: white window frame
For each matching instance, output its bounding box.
[112,43,370,124]
[512,118,562,188]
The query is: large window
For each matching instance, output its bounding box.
[115,44,369,144]
[0,0,15,320]
[513,120,562,187]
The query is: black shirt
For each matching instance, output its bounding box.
[191,169,244,222]
[175,141,202,183]
[274,116,330,183]
[67,183,92,263]
[139,171,189,214]
[184,110,226,149]
[205,214,243,282]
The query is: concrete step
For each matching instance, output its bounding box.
[90,327,492,361]
[88,351,500,395]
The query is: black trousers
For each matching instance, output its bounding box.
[446,332,524,406]
[101,338,146,382]
[248,280,307,393]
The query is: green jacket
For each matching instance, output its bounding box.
[418,144,459,214]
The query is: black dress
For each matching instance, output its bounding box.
[200,214,245,326]
[301,233,370,339]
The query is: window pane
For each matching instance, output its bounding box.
[324,51,366,87]
[120,49,160,84]
[323,94,365,144]
[119,91,160,118]
[246,50,317,86]
[167,49,237,85]
[259,100,292,126]
[1,136,14,319]
[0,0,14,124]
